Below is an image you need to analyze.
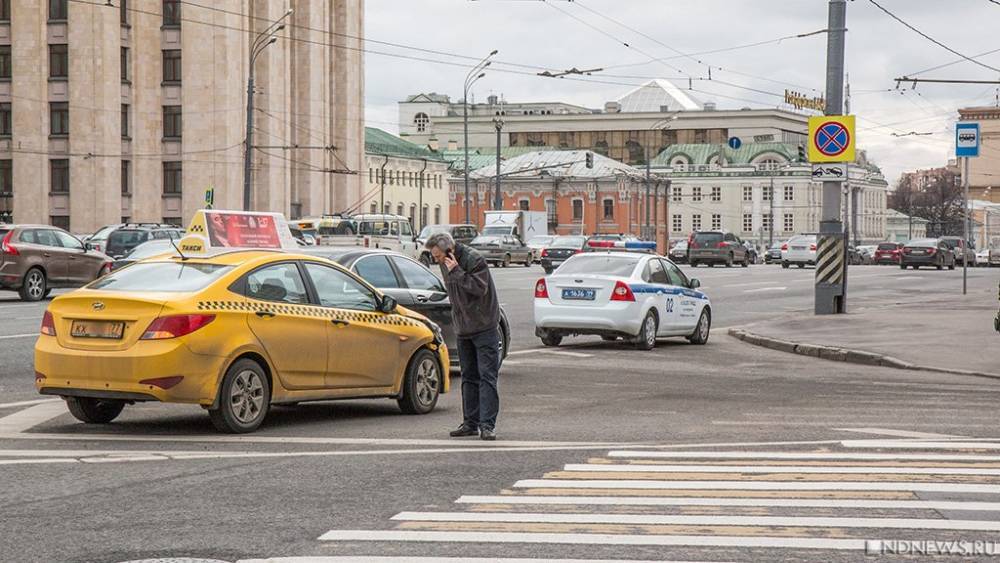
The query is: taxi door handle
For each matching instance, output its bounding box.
[255,311,276,318]
[330,319,350,327]
[415,295,429,303]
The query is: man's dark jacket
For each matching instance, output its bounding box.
[439,243,501,337]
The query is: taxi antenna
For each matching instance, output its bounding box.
[169,237,188,261]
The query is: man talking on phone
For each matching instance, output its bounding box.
[424,232,502,441]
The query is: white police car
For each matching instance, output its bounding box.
[534,252,711,350]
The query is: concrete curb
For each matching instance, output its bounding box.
[727,328,1000,381]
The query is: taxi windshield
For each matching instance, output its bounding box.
[89,262,233,292]
[557,255,639,276]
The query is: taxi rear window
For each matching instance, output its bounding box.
[557,255,639,276]
[89,262,232,292]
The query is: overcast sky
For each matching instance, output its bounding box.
[364,0,999,186]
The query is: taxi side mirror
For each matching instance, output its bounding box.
[688,278,701,289]
[379,295,398,314]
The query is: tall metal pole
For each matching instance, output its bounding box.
[243,72,255,211]
[816,0,848,315]
[963,156,970,294]
[645,147,651,240]
[494,108,503,211]
[379,155,389,213]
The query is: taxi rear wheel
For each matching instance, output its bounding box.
[209,359,271,433]
[65,397,125,424]
[398,348,440,415]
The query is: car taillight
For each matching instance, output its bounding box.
[141,314,216,340]
[534,278,548,299]
[611,281,635,302]
[541,249,548,257]
[781,243,788,251]
[716,242,727,249]
[1,230,18,256]
[40,311,56,336]
[927,248,936,255]
[809,243,817,251]
[574,249,584,254]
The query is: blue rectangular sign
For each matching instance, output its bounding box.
[956,122,980,158]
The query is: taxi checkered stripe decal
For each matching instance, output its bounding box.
[195,301,421,327]
[815,235,844,285]
[190,224,205,233]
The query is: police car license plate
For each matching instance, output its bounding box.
[563,288,596,300]
[71,320,125,339]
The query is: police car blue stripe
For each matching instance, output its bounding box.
[629,284,706,300]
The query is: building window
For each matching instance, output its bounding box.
[784,185,794,202]
[409,204,416,226]
[0,0,9,22]
[672,214,682,233]
[518,199,530,211]
[162,0,180,26]
[712,213,722,230]
[434,206,442,224]
[711,186,721,202]
[162,161,181,194]
[48,0,67,21]
[545,199,556,226]
[388,170,394,185]
[762,213,772,232]
[572,199,583,221]
[50,159,69,193]
[162,216,181,226]
[602,198,614,221]
[120,0,128,24]
[742,213,753,233]
[783,213,794,232]
[421,205,428,228]
[49,102,69,136]
[742,185,753,202]
[383,202,390,214]
[162,50,181,83]
[0,46,9,79]
[121,160,130,194]
[50,216,70,231]
[397,203,404,216]
[120,47,129,82]
[121,104,129,138]
[692,186,702,202]
[762,186,771,201]
[49,44,68,78]
[414,112,429,133]
[0,103,9,137]
[672,185,682,202]
[0,159,11,196]
[692,214,702,232]
[163,106,181,138]
[368,168,374,183]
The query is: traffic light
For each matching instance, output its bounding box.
[797,144,806,162]
[585,151,594,169]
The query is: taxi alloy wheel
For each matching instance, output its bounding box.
[634,311,657,351]
[210,359,271,433]
[20,268,46,302]
[65,397,125,424]
[688,309,711,345]
[398,348,440,415]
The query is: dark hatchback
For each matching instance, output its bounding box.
[540,235,588,274]
[104,225,185,259]
[301,247,510,368]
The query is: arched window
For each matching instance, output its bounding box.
[626,140,645,164]
[370,202,377,214]
[414,113,430,133]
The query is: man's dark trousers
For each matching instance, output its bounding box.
[456,327,500,431]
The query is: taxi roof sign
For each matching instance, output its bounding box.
[808,115,856,164]
[177,210,299,257]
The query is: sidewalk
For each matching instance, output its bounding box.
[729,295,1000,380]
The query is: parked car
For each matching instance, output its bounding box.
[668,240,689,264]
[857,245,877,265]
[109,239,177,271]
[0,224,112,301]
[764,241,784,264]
[940,236,975,267]
[288,225,317,246]
[900,238,956,270]
[468,234,533,268]
[847,245,864,266]
[526,235,555,263]
[103,225,185,259]
[301,247,510,369]
[976,249,991,267]
[416,224,479,265]
[84,222,175,254]
[743,241,759,265]
[540,235,588,274]
[781,234,817,268]
[688,230,750,268]
[873,242,903,265]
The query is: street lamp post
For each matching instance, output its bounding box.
[243,8,293,212]
[463,50,497,224]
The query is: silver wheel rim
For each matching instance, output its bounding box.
[645,316,656,346]
[229,369,264,424]
[415,358,439,407]
[26,272,43,299]
[699,313,709,340]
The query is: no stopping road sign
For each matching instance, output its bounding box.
[808,115,856,163]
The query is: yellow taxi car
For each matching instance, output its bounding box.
[35,249,449,433]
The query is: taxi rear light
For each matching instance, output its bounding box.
[611,281,635,302]
[40,311,56,336]
[1,230,19,256]
[141,314,215,340]
[534,278,548,299]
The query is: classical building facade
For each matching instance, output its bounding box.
[0,0,364,233]
[361,127,449,232]
[958,106,1000,203]
[885,209,929,243]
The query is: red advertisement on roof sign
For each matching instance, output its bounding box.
[205,211,281,249]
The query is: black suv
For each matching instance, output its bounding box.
[103,224,185,259]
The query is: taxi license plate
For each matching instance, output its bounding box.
[71,320,125,339]
[563,288,596,300]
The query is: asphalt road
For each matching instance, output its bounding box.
[1,263,999,563]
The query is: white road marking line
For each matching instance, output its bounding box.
[0,401,66,433]
[507,348,594,358]
[561,463,1000,476]
[0,333,37,340]
[512,479,1000,493]
[0,303,48,309]
[742,286,786,293]
[609,450,1000,461]
[316,530,865,550]
[0,398,61,410]
[455,495,1000,511]
[835,428,967,439]
[239,557,722,563]
[392,511,1000,532]
[0,458,79,465]
[842,440,1000,450]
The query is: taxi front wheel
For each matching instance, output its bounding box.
[398,348,441,415]
[65,397,125,424]
[209,358,271,433]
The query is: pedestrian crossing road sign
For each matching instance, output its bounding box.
[808,115,855,163]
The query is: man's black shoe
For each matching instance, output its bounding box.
[449,424,479,437]
[480,428,497,441]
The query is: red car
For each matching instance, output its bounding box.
[873,242,903,265]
